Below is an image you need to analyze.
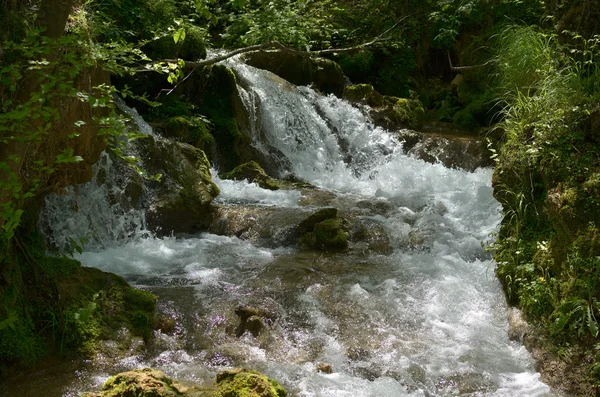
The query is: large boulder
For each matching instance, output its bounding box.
[244,52,346,96]
[132,135,220,235]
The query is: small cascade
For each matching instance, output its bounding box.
[39,98,158,252]
[39,151,148,252]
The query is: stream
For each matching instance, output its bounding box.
[4,59,557,396]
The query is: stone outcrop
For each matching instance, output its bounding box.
[244,52,346,96]
[131,135,220,235]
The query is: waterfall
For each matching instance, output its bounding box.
[30,61,556,397]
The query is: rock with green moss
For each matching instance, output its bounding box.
[215,368,287,397]
[82,368,209,397]
[342,84,384,107]
[222,161,281,190]
[133,135,220,235]
[82,368,287,397]
[244,52,345,96]
[297,208,338,234]
[391,98,425,130]
[371,97,425,131]
[300,217,348,250]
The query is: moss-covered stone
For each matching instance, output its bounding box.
[82,368,210,397]
[297,208,337,234]
[342,84,384,107]
[300,217,348,250]
[215,368,287,397]
[392,98,425,130]
[133,135,220,234]
[192,65,253,172]
[222,161,280,191]
[0,226,156,371]
[313,218,349,249]
[83,368,287,397]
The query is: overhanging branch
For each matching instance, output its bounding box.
[149,18,408,71]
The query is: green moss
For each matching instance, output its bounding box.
[392,98,424,130]
[342,84,383,107]
[222,161,280,190]
[215,369,287,397]
[0,222,157,370]
[300,218,348,250]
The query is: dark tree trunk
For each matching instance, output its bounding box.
[35,0,74,39]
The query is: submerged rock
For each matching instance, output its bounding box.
[222,161,281,190]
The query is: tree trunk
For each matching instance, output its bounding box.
[35,0,74,39]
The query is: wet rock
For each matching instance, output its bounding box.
[297,207,338,234]
[349,218,392,255]
[436,373,495,394]
[133,135,220,235]
[316,363,334,374]
[244,52,345,96]
[407,363,427,384]
[345,346,371,361]
[342,84,384,107]
[234,306,275,337]
[405,134,492,171]
[215,368,287,397]
[355,199,393,216]
[155,314,176,334]
[300,218,349,250]
[507,307,530,342]
[81,368,199,397]
[222,161,281,190]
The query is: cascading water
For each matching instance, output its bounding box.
[23,59,558,397]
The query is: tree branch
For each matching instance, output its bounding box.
[447,51,497,72]
[151,18,407,70]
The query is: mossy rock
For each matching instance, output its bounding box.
[83,368,287,397]
[297,208,337,234]
[392,98,425,130]
[82,368,211,397]
[300,218,348,250]
[215,368,287,397]
[133,135,220,234]
[222,161,280,191]
[0,228,157,368]
[342,84,384,107]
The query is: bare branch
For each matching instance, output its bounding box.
[448,51,497,72]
